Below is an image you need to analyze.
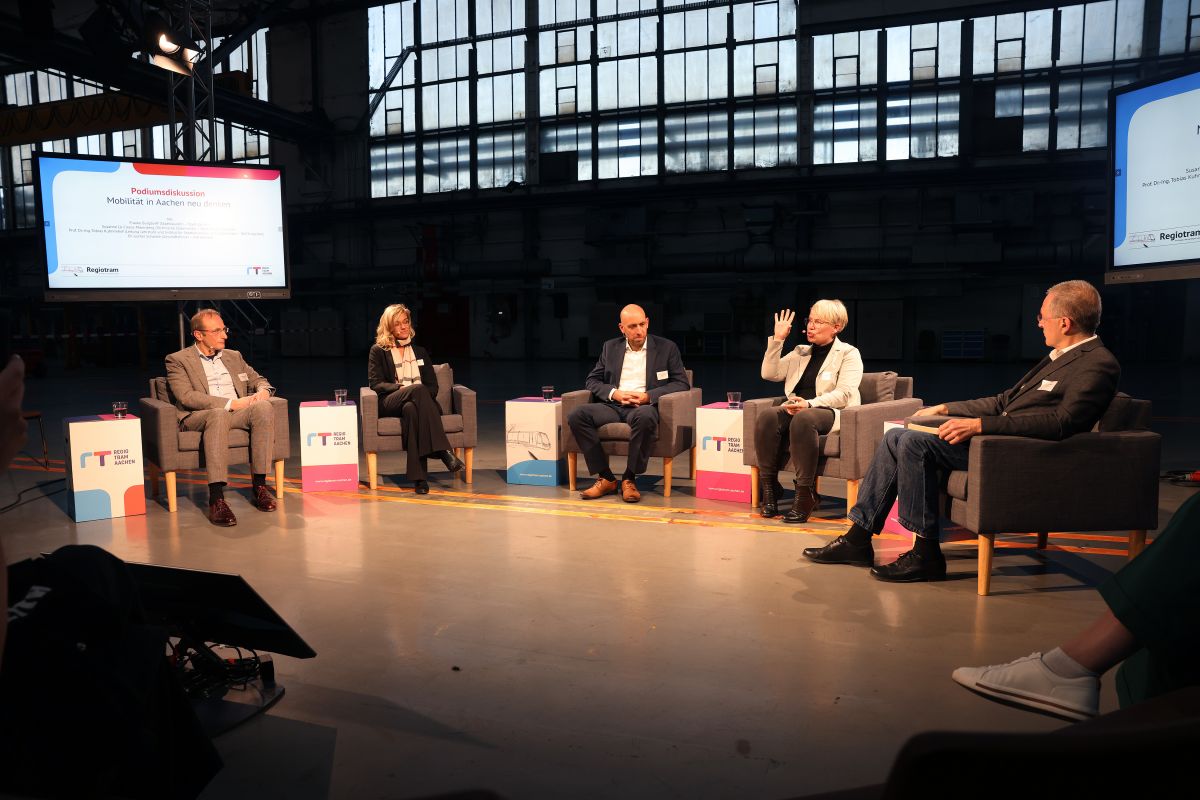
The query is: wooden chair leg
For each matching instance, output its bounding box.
[845,479,860,512]
[1036,531,1049,550]
[148,463,161,499]
[1128,530,1147,560]
[165,471,177,513]
[274,459,285,497]
[977,533,995,596]
[367,452,378,491]
[750,466,760,508]
[663,456,673,498]
[567,452,578,491]
[689,446,697,480]
[464,447,473,483]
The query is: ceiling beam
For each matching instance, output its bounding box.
[0,11,332,144]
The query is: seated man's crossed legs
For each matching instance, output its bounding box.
[803,427,969,582]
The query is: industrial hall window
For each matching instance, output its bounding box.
[1,69,138,229]
[368,0,797,197]
[972,0,1140,152]
[1158,0,1200,53]
[369,0,528,196]
[813,20,960,164]
[813,1,1146,164]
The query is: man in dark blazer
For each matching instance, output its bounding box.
[568,304,690,503]
[804,280,1121,582]
[165,308,278,526]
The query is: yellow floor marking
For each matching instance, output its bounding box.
[8,460,1137,553]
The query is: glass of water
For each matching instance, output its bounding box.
[726,392,742,409]
[334,388,348,405]
[112,401,128,418]
[542,385,555,401]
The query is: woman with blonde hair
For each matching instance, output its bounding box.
[367,304,463,493]
[756,299,863,522]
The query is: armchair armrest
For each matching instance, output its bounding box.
[560,389,592,453]
[139,397,181,464]
[657,388,699,454]
[962,431,1161,534]
[839,397,924,477]
[452,384,477,447]
[741,397,781,467]
[267,396,291,460]
[360,387,380,451]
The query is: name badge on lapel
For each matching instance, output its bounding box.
[1038,380,1058,392]
[237,372,248,381]
[416,359,425,366]
[656,370,669,380]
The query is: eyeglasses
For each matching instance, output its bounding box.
[1036,314,1066,324]
[803,318,834,327]
[199,327,230,335]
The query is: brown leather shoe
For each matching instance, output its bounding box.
[252,484,278,512]
[621,479,641,503]
[208,498,237,526]
[579,477,619,499]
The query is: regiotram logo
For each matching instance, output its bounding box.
[79,448,136,467]
[307,431,351,447]
[701,435,742,454]
[80,450,113,467]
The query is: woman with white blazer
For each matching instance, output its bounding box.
[756,299,863,523]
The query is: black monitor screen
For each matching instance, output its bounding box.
[125,561,316,659]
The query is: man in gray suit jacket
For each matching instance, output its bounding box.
[567,304,690,503]
[803,280,1121,583]
[165,308,278,526]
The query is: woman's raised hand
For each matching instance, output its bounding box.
[773,309,795,342]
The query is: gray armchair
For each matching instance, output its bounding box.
[561,370,701,497]
[140,378,290,512]
[359,363,477,490]
[741,372,922,510]
[943,394,1160,596]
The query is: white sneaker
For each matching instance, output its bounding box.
[952,652,1100,721]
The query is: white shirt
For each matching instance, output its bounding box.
[195,345,237,411]
[608,338,649,400]
[1050,334,1097,361]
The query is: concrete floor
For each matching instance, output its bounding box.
[3,355,1196,799]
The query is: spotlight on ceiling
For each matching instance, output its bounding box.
[144,11,204,71]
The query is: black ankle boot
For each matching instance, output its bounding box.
[760,475,780,518]
[782,482,820,524]
[439,450,465,473]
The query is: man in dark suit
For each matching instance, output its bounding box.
[568,304,690,503]
[165,309,278,526]
[804,280,1121,582]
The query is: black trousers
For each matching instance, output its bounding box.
[753,404,835,487]
[380,383,452,480]
[568,402,660,477]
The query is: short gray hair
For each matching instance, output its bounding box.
[1046,280,1101,334]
